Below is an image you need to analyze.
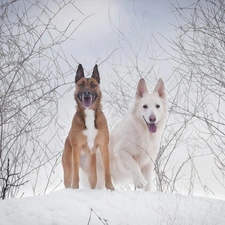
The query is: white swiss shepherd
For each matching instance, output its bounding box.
[109,78,167,191]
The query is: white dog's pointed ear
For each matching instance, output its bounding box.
[136,78,148,98]
[92,64,100,83]
[75,64,84,83]
[154,78,165,98]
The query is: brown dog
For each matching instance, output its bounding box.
[62,64,114,190]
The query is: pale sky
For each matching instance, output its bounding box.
[55,0,179,123]
[11,0,224,199]
[52,0,225,199]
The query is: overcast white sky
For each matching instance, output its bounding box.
[14,0,225,199]
[53,0,180,123]
[55,0,175,68]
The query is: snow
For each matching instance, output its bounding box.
[0,189,225,225]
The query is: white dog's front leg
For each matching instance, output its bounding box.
[142,162,154,191]
[119,151,147,189]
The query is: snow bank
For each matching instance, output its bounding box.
[0,189,224,225]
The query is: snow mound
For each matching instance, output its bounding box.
[0,189,225,225]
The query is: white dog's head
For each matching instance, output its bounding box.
[133,78,167,133]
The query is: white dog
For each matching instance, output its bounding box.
[109,78,167,191]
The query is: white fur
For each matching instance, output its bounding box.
[109,78,167,191]
[83,109,97,152]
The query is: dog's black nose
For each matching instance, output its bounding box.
[83,89,91,96]
[149,115,156,123]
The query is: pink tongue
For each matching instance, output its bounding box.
[148,123,157,133]
[83,97,92,108]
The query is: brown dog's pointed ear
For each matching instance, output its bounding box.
[136,78,148,98]
[92,64,100,83]
[75,64,84,83]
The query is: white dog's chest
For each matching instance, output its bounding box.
[83,109,97,151]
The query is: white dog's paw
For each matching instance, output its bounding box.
[133,175,148,189]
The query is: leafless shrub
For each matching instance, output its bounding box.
[104,1,225,197]
[0,0,88,199]
[166,0,225,193]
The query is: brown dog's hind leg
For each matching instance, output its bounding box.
[99,145,114,190]
[62,138,73,188]
[88,153,97,189]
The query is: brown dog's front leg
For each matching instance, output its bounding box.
[72,147,80,189]
[88,153,97,189]
[99,145,114,190]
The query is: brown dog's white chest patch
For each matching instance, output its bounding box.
[83,109,97,152]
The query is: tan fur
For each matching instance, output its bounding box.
[62,65,114,190]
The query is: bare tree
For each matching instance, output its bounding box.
[153,0,225,195]
[0,0,88,199]
[104,1,225,197]
[167,0,225,192]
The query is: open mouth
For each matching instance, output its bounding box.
[78,93,97,108]
[143,116,157,133]
[82,96,93,108]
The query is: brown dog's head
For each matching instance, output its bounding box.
[74,64,101,109]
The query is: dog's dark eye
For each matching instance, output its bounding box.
[156,104,160,108]
[78,83,84,88]
[143,105,148,109]
[91,83,96,88]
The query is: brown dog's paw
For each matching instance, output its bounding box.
[105,183,115,191]
[71,182,79,189]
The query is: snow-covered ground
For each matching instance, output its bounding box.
[0,189,225,225]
